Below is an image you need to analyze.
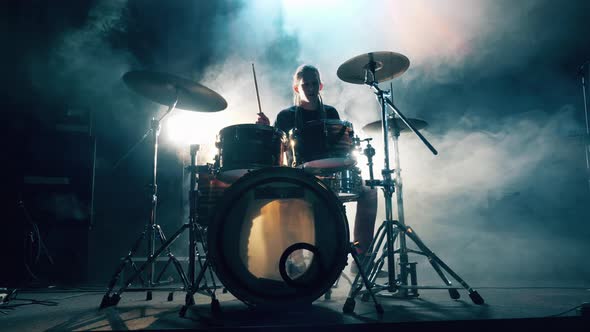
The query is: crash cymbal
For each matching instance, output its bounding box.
[337,51,410,84]
[123,70,227,112]
[362,117,428,134]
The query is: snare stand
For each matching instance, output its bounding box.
[344,67,484,313]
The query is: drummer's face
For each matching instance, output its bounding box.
[295,71,322,103]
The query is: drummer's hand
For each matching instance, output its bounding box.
[256,112,270,125]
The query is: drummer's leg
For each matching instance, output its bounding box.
[353,181,378,254]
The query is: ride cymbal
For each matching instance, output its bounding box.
[362,117,428,134]
[337,51,410,84]
[122,70,227,112]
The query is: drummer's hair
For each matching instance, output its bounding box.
[292,64,322,105]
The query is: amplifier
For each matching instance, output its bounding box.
[20,131,96,226]
[1,130,96,286]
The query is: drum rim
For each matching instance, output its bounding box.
[218,123,287,136]
[207,166,350,308]
[297,119,354,127]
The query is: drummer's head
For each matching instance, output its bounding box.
[292,64,323,106]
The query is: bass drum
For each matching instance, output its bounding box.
[208,167,350,308]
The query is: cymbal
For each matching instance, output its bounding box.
[337,51,410,84]
[122,71,227,112]
[362,117,428,134]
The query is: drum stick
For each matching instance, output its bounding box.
[252,63,264,116]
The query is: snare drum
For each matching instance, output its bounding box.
[289,119,356,173]
[316,167,363,202]
[215,124,286,182]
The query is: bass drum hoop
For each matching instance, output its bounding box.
[207,166,350,308]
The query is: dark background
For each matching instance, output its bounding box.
[1,0,589,288]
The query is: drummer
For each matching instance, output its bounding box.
[257,64,378,271]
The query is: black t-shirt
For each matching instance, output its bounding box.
[274,105,340,134]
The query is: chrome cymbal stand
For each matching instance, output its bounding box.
[345,65,484,309]
[101,96,190,308]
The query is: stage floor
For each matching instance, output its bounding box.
[1,274,589,331]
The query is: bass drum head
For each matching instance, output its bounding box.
[208,167,350,308]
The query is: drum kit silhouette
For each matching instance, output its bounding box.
[99,51,484,316]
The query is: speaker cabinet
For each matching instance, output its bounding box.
[1,130,96,286]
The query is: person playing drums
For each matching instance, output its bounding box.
[257,64,378,271]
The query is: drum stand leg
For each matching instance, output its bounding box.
[100,106,190,308]
[100,224,191,308]
[179,255,220,318]
[349,211,484,304]
[179,222,220,318]
[342,242,384,314]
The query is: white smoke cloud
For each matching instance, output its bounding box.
[361,106,589,285]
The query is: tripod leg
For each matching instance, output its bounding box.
[153,225,190,289]
[385,219,398,293]
[358,221,387,280]
[179,257,219,318]
[154,259,173,283]
[374,224,400,281]
[196,226,220,294]
[153,254,190,302]
[129,261,147,285]
[101,224,189,308]
[401,225,484,305]
[358,225,401,302]
[348,224,386,298]
[343,243,384,315]
[365,221,386,256]
[100,225,150,309]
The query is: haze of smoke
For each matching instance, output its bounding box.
[360,106,589,285]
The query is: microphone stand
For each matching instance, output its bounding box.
[344,65,484,311]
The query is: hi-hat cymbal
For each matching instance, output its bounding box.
[362,117,428,134]
[337,51,410,84]
[122,71,227,112]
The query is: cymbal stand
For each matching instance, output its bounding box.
[345,66,484,311]
[101,96,190,308]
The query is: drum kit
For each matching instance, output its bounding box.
[99,51,484,316]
